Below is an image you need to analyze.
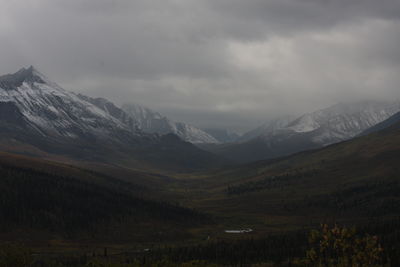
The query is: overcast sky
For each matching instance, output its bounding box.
[1,0,400,132]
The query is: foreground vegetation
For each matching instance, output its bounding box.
[1,223,399,266]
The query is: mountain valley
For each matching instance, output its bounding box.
[0,67,400,265]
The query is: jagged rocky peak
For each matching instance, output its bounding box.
[0,66,47,89]
[0,66,217,145]
[0,66,145,143]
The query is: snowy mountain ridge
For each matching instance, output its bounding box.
[211,100,400,163]
[0,66,217,145]
[285,101,400,145]
[240,101,400,147]
[0,66,226,170]
[122,103,219,144]
[0,66,143,143]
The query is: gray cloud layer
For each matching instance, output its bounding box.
[1,0,400,132]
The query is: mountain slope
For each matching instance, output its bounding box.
[187,116,400,234]
[0,67,225,171]
[203,128,240,143]
[122,103,218,144]
[205,101,400,163]
[238,115,295,142]
[285,101,400,144]
[0,66,142,143]
[360,111,400,136]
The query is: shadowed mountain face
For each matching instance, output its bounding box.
[0,66,45,90]
[204,101,400,163]
[0,67,226,171]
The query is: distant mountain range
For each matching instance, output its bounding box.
[203,101,400,162]
[1,66,399,169]
[122,103,218,144]
[238,115,295,142]
[0,66,226,170]
[202,128,240,143]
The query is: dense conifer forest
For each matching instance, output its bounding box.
[0,162,208,237]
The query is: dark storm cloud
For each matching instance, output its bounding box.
[1,0,400,131]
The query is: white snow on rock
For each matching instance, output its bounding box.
[0,66,143,142]
[241,100,400,147]
[287,101,400,145]
[122,103,219,144]
[0,66,217,145]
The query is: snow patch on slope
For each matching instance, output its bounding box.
[241,101,400,148]
[288,114,320,133]
[0,67,142,142]
[122,103,219,144]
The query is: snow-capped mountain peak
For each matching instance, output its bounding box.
[0,67,217,145]
[0,67,143,142]
[209,100,400,163]
[0,66,43,89]
[241,100,400,147]
[286,101,400,144]
[0,66,64,91]
[0,67,225,170]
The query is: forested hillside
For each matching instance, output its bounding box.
[0,154,209,242]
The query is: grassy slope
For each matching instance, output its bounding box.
[0,129,230,173]
[176,122,400,237]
